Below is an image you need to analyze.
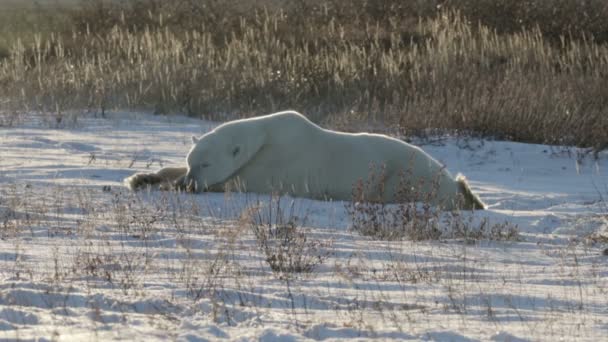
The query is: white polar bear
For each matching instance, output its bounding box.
[125,111,485,210]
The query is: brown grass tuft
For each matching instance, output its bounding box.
[0,0,606,149]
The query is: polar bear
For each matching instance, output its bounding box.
[125,111,485,210]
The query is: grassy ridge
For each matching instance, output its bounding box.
[0,0,607,150]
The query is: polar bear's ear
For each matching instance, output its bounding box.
[191,136,199,144]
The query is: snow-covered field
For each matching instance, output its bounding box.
[0,112,607,341]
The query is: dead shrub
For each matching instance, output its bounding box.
[346,164,443,241]
[243,195,332,276]
[347,164,520,242]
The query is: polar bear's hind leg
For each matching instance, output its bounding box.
[455,174,485,210]
[124,167,188,191]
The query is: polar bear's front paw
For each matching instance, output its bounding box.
[170,175,197,192]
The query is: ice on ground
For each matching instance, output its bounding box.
[0,112,606,341]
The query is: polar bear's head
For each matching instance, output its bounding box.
[183,124,266,191]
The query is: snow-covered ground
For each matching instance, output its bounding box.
[0,112,607,341]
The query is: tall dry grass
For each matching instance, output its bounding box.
[0,0,607,149]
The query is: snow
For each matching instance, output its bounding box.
[0,112,607,341]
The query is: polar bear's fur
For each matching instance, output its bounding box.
[125,111,485,210]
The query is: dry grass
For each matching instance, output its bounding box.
[446,0,608,43]
[0,0,607,149]
[243,195,332,276]
[346,165,520,242]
